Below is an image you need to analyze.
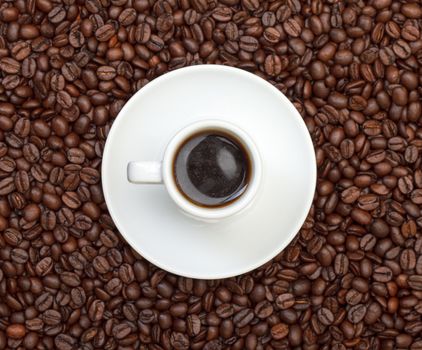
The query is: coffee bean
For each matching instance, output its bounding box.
[254,300,273,318]
[373,266,393,282]
[275,293,295,309]
[264,54,286,76]
[317,307,334,325]
[54,334,76,350]
[283,18,301,37]
[42,309,61,325]
[233,308,254,327]
[118,8,137,26]
[97,66,116,81]
[87,300,105,322]
[393,39,412,59]
[409,275,422,290]
[0,177,15,195]
[35,257,53,276]
[334,253,349,275]
[351,208,372,225]
[10,248,28,264]
[271,323,289,340]
[0,57,20,74]
[60,271,81,287]
[96,23,116,42]
[61,62,81,82]
[239,36,259,52]
[6,324,26,339]
[35,292,53,312]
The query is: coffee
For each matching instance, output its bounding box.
[173,130,250,207]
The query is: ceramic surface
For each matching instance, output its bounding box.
[102,65,316,279]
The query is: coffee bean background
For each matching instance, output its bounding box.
[1,0,422,349]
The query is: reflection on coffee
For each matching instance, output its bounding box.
[173,130,250,207]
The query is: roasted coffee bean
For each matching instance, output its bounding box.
[0,177,15,195]
[233,308,254,327]
[271,323,289,340]
[10,248,28,264]
[409,275,422,290]
[373,266,393,282]
[254,300,273,318]
[347,304,367,323]
[239,36,259,52]
[96,24,116,42]
[275,293,295,309]
[97,66,116,81]
[283,18,301,37]
[6,324,26,339]
[54,334,76,350]
[317,307,334,325]
[0,58,20,74]
[42,309,62,325]
[88,299,105,322]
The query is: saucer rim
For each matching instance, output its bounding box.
[102,64,316,279]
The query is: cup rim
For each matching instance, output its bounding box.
[162,119,262,220]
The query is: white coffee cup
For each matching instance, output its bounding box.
[127,119,262,221]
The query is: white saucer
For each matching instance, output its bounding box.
[102,65,316,279]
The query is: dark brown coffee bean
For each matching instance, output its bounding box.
[185,314,200,336]
[347,304,367,323]
[61,62,81,82]
[56,91,73,109]
[275,293,295,309]
[118,8,137,26]
[134,23,151,44]
[10,248,28,264]
[96,24,116,42]
[373,266,393,282]
[48,6,66,23]
[264,27,281,44]
[35,292,53,312]
[54,334,76,350]
[239,36,259,52]
[11,42,31,61]
[22,144,40,163]
[0,177,15,195]
[393,39,411,59]
[147,35,165,52]
[2,75,20,90]
[0,158,16,172]
[334,253,349,275]
[351,208,372,225]
[317,307,334,325]
[283,18,301,37]
[35,257,53,276]
[42,309,61,325]
[408,275,422,290]
[400,249,416,270]
[233,308,253,327]
[60,271,81,287]
[97,66,116,81]
[264,54,285,76]
[254,300,273,318]
[0,58,20,74]
[345,289,362,306]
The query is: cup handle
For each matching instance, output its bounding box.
[127,161,163,184]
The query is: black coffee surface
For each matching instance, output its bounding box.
[174,131,249,207]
